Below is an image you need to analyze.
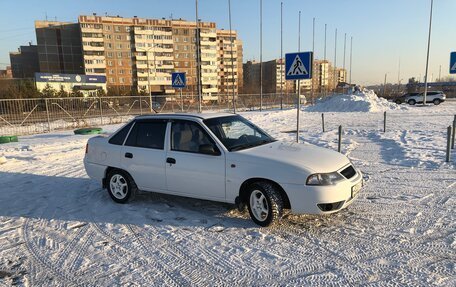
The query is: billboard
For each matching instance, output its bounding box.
[35,73,106,84]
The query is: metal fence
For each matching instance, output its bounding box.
[0,93,300,136]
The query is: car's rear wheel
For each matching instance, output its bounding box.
[247,182,283,227]
[433,98,441,105]
[107,169,137,203]
[408,99,416,105]
[395,99,402,105]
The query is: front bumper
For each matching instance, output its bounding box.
[282,170,363,214]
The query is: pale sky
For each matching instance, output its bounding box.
[0,0,455,85]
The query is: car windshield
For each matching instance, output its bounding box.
[204,115,276,151]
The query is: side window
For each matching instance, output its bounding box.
[109,121,134,145]
[125,121,167,149]
[171,121,217,154]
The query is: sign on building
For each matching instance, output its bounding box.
[172,72,186,88]
[285,52,313,80]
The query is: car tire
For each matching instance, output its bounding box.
[247,181,283,227]
[395,100,402,105]
[433,99,441,105]
[408,99,416,105]
[106,169,137,204]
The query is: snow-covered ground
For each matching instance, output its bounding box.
[0,100,455,286]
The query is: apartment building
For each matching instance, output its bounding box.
[216,29,243,96]
[9,15,243,97]
[242,59,295,94]
[35,21,84,74]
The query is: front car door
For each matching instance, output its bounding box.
[165,119,226,200]
[121,119,168,192]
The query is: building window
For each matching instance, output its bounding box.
[119,78,125,83]
[108,61,113,66]
[117,52,122,58]
[107,43,112,49]
[126,26,131,32]
[119,69,124,74]
[109,69,114,74]
[104,25,111,31]
[118,60,123,66]
[110,78,115,83]
[116,44,122,49]
[116,35,122,41]
[106,34,112,40]
[115,26,121,32]
[107,52,113,58]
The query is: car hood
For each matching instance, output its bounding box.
[232,141,351,173]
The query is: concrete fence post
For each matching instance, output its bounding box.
[338,125,342,153]
[99,97,103,126]
[447,126,452,162]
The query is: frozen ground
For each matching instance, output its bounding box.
[0,101,455,286]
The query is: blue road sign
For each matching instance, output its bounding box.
[450,52,456,74]
[285,52,313,80]
[172,72,186,88]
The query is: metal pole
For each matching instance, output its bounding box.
[180,88,184,112]
[324,23,327,96]
[338,125,342,153]
[321,113,325,132]
[452,115,456,149]
[446,126,452,162]
[45,98,51,132]
[296,11,301,143]
[383,111,387,133]
[438,65,441,82]
[196,0,202,113]
[99,97,103,125]
[423,0,434,106]
[228,0,236,113]
[343,33,346,71]
[383,73,387,97]
[280,1,283,110]
[398,58,401,93]
[349,36,353,84]
[311,17,315,105]
[260,0,263,111]
[146,51,153,113]
[333,28,337,94]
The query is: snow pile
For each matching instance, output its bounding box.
[0,156,6,164]
[306,89,405,112]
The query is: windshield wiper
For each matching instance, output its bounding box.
[230,139,276,151]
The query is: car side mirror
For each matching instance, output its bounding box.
[199,144,220,156]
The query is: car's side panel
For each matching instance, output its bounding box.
[85,136,123,181]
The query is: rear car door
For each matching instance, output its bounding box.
[121,119,168,192]
[165,120,226,200]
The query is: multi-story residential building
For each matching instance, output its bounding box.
[0,66,12,79]
[9,15,243,97]
[9,44,40,78]
[216,29,243,96]
[35,21,84,74]
[242,59,295,94]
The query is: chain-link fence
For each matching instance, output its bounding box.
[0,93,302,136]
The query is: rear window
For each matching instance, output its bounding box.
[108,121,134,145]
[125,120,167,150]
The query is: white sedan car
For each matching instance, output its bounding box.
[84,113,363,226]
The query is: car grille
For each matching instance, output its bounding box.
[340,165,356,179]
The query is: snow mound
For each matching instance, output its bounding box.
[306,90,405,112]
[0,156,6,165]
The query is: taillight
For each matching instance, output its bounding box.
[85,143,89,154]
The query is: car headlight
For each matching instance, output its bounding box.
[306,172,345,185]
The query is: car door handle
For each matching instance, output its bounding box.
[166,157,176,164]
[125,152,133,159]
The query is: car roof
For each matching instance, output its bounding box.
[135,112,237,120]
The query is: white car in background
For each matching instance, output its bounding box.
[84,113,363,226]
[405,91,446,105]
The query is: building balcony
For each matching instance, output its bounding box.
[80,27,103,33]
[81,37,104,43]
[82,46,105,52]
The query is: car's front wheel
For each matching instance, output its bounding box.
[107,169,137,203]
[408,99,416,105]
[433,98,441,105]
[247,182,283,227]
[395,99,402,105]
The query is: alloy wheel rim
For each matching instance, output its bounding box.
[250,190,269,221]
[110,174,128,199]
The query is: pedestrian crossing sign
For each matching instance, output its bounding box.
[285,52,313,80]
[172,72,186,88]
[450,52,456,74]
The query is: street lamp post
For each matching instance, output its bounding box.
[423,0,434,106]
